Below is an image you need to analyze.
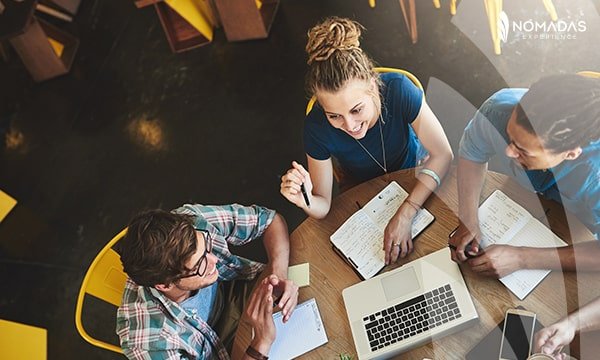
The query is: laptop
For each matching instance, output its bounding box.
[342,247,478,359]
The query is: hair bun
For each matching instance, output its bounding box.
[306,17,364,65]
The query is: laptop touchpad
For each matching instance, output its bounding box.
[381,267,420,302]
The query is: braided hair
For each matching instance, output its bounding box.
[515,74,600,153]
[305,17,380,96]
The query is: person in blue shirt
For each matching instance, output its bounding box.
[449,74,600,278]
[280,17,453,265]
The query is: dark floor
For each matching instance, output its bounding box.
[1,0,599,358]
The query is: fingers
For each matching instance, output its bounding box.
[389,242,400,264]
[292,161,310,178]
[278,282,299,322]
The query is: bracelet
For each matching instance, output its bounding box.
[246,345,269,360]
[419,168,441,188]
[404,198,421,212]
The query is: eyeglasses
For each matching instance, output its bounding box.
[179,230,213,279]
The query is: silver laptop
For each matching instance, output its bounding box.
[342,247,478,359]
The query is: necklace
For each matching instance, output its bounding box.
[354,114,387,173]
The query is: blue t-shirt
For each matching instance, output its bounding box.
[181,282,220,327]
[459,88,600,239]
[304,72,427,183]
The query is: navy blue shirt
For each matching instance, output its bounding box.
[304,72,427,184]
[460,88,600,239]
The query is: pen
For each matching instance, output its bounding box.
[300,183,311,208]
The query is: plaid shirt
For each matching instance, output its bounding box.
[116,204,275,360]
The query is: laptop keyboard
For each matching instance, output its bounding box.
[362,284,461,352]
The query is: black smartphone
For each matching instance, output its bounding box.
[499,308,537,360]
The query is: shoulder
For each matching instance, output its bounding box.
[380,72,419,94]
[479,88,526,118]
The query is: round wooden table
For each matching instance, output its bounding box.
[233,167,600,359]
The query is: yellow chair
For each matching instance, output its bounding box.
[485,0,558,55]
[0,319,47,360]
[305,67,423,188]
[578,71,600,79]
[75,228,128,354]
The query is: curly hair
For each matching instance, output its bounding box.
[515,74,600,153]
[305,17,380,96]
[119,209,198,286]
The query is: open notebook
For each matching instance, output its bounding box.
[330,181,435,280]
[478,190,567,300]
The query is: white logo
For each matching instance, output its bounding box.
[498,11,509,43]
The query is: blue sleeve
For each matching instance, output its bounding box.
[388,75,423,125]
[303,108,331,160]
[458,99,504,163]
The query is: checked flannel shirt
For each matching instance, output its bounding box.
[116,204,275,360]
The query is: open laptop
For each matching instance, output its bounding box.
[342,247,478,359]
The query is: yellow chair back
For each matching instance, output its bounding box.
[75,228,128,354]
[578,71,600,79]
[305,67,423,115]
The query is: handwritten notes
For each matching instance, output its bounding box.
[478,190,567,300]
[330,181,435,279]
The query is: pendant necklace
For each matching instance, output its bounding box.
[354,114,387,173]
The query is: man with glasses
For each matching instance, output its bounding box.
[449,74,600,278]
[116,203,298,360]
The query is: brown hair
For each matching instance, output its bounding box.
[305,17,379,96]
[515,74,600,153]
[119,209,198,286]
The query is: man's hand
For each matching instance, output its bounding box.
[266,274,299,322]
[466,244,524,278]
[449,221,482,262]
[245,280,276,354]
[534,318,577,359]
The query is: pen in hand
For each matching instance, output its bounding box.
[300,183,311,208]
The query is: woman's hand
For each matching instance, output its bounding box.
[383,203,417,264]
[280,161,312,209]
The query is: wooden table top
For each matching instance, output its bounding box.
[233,166,600,359]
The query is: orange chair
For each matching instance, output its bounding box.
[75,228,128,354]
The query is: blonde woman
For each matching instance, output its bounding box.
[280,17,453,264]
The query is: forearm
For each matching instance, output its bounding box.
[457,158,487,223]
[407,150,453,206]
[298,193,331,219]
[521,241,600,272]
[566,296,600,333]
[262,213,290,279]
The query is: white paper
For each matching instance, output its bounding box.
[268,298,328,360]
[330,181,435,279]
[479,190,568,300]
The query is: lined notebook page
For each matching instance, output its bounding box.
[479,190,567,300]
[330,181,434,279]
[268,298,328,359]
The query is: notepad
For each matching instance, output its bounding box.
[268,298,328,360]
[478,190,567,300]
[330,181,435,280]
[287,263,309,288]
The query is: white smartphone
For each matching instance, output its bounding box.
[499,308,537,360]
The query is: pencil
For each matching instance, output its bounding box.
[300,183,311,208]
